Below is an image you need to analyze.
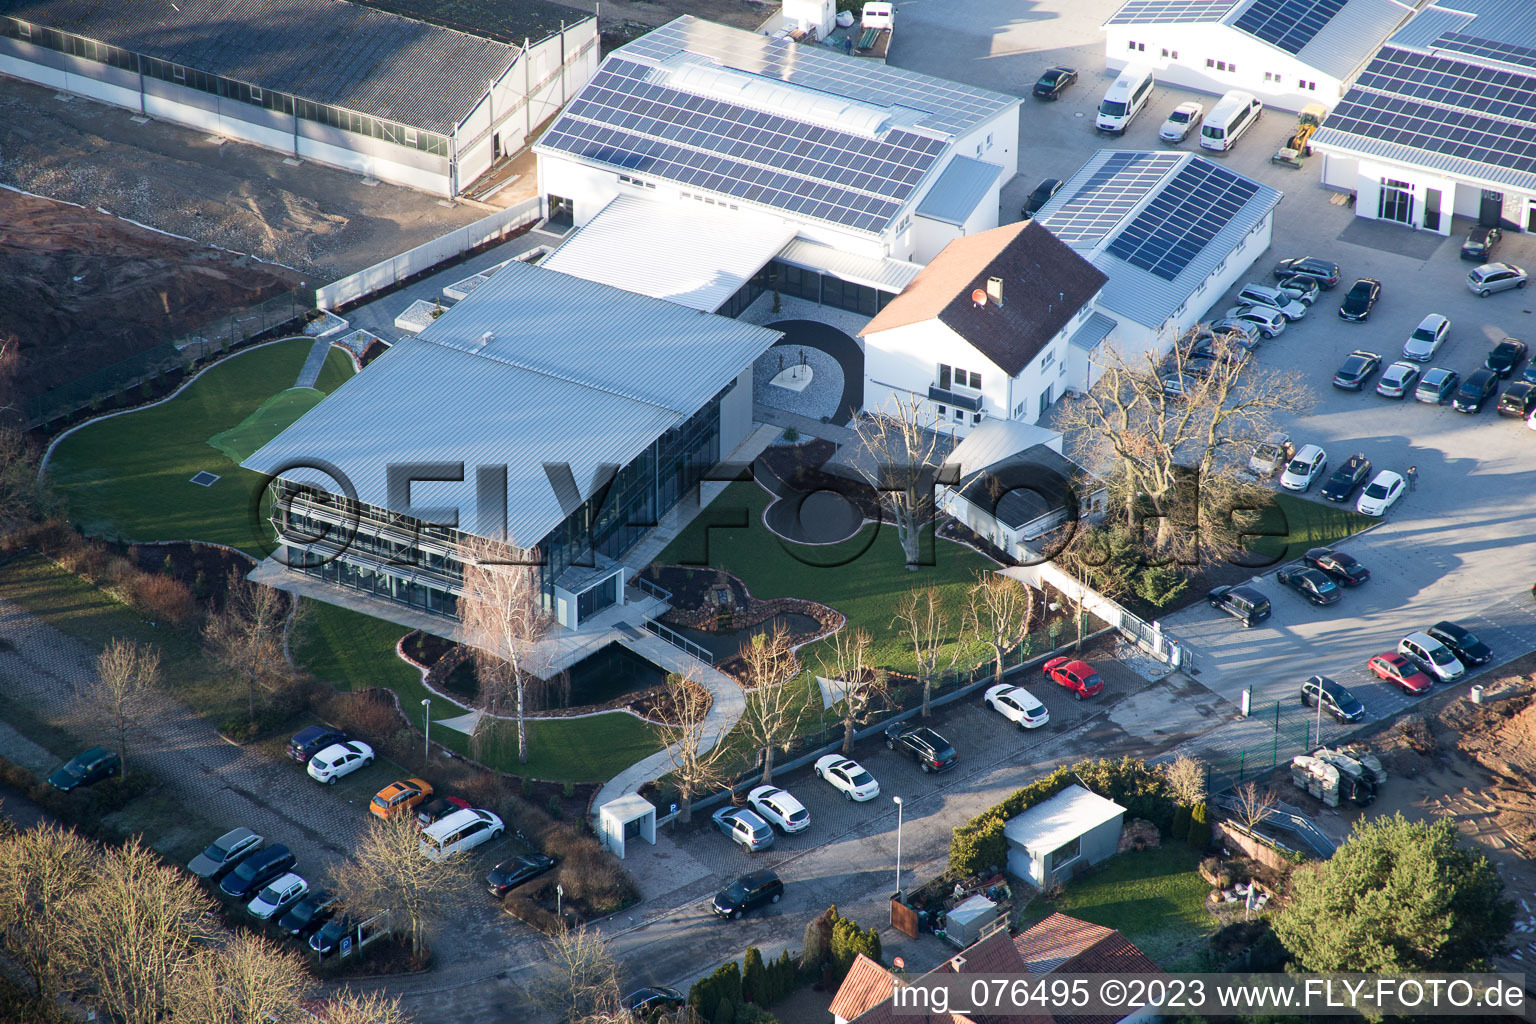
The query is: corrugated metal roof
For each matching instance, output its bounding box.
[943,418,1062,476]
[1068,311,1118,351]
[777,239,924,294]
[3,0,519,133]
[243,261,780,546]
[1106,0,1240,26]
[1310,127,1536,194]
[1263,0,1417,80]
[540,195,796,312]
[351,0,588,48]
[1002,785,1126,854]
[915,156,1003,227]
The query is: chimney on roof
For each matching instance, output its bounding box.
[986,276,1003,305]
[950,953,967,973]
[478,332,495,349]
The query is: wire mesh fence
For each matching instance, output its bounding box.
[1204,694,1338,798]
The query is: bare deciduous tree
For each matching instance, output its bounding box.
[459,536,552,765]
[170,931,308,1024]
[1233,781,1278,832]
[824,627,886,756]
[90,638,161,779]
[328,810,478,960]
[321,991,417,1024]
[1162,754,1207,809]
[851,394,946,568]
[530,925,623,1024]
[203,570,293,722]
[0,426,43,533]
[964,571,1036,684]
[0,821,95,1006]
[737,623,806,784]
[654,669,727,824]
[892,586,957,717]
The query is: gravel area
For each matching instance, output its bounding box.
[751,344,844,420]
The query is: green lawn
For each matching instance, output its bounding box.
[312,346,356,395]
[207,387,330,463]
[48,340,354,556]
[1244,492,1375,564]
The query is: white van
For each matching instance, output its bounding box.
[1199,90,1263,151]
[1096,65,1155,134]
[419,808,503,862]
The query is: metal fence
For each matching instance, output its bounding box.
[642,619,715,665]
[1203,695,1340,798]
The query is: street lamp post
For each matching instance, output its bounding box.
[892,796,904,897]
[421,698,431,762]
[556,883,564,921]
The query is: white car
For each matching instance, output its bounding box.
[1279,444,1327,491]
[247,872,309,920]
[1159,101,1203,142]
[984,684,1049,729]
[813,755,880,802]
[1402,313,1450,362]
[306,740,374,784]
[1223,305,1287,338]
[1356,470,1405,516]
[1236,283,1307,320]
[1276,276,1320,306]
[1399,631,1466,683]
[419,808,503,861]
[747,785,810,833]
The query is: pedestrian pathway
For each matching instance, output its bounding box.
[294,337,332,389]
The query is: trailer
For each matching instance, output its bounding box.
[854,3,894,61]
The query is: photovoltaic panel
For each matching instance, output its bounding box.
[1352,46,1536,124]
[1233,0,1348,54]
[1105,161,1261,281]
[1106,0,1240,25]
[1036,151,1181,246]
[1434,32,1536,74]
[1325,92,1536,175]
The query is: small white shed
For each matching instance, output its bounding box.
[1003,785,1126,888]
[598,793,656,859]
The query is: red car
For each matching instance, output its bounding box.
[1368,652,1431,695]
[1043,657,1104,699]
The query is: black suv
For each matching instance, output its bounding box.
[1426,621,1491,667]
[1273,257,1341,289]
[1300,675,1364,723]
[288,725,348,764]
[1498,381,1536,418]
[219,844,296,899]
[712,870,783,920]
[277,889,341,939]
[1319,454,1371,503]
[1207,585,1271,627]
[884,723,957,773]
[48,746,121,792]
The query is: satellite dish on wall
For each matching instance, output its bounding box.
[971,289,987,306]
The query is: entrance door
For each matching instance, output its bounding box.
[492,132,502,160]
[1424,188,1442,231]
[1037,385,1053,418]
[1378,179,1413,224]
[546,194,574,229]
[1527,201,1536,232]
[1480,189,1503,227]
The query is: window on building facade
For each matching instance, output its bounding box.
[1302,80,1316,90]
[972,412,982,424]
[1048,836,1082,872]
[1207,58,1215,67]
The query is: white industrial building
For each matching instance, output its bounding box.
[1310,0,1536,235]
[1103,0,1417,113]
[0,0,597,196]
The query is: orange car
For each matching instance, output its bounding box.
[370,778,433,819]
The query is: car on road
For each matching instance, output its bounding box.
[748,785,811,833]
[623,988,687,1018]
[1022,178,1064,218]
[1275,566,1342,606]
[884,723,958,772]
[1402,314,1449,362]
[1414,367,1460,404]
[1042,656,1104,700]
[1274,257,1341,290]
[1223,304,1287,338]
[187,826,263,880]
[47,746,119,792]
[1485,338,1527,378]
[1453,368,1499,413]
[306,740,374,784]
[277,888,341,938]
[814,755,880,801]
[1300,675,1365,723]
[1248,431,1291,476]
[1337,277,1380,321]
[247,872,309,920]
[711,806,776,852]
[287,726,347,764]
[1368,653,1432,695]
[419,808,503,861]
[308,917,355,957]
[1461,224,1502,261]
[1355,471,1405,517]
[1467,262,1527,296]
[1498,381,1536,418]
[1425,621,1492,667]
[711,869,782,920]
[1375,361,1420,399]
[1207,585,1270,627]
[220,844,296,899]
[1318,455,1371,504]
[1159,101,1204,142]
[1399,631,1466,682]
[1332,350,1380,390]
[1304,547,1370,585]
[1236,284,1307,320]
[1032,66,1077,99]
[486,854,556,897]
[371,778,433,819]
[984,683,1050,730]
[414,795,471,830]
[1279,444,1327,491]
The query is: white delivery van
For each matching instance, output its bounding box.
[1096,65,1155,134]
[1199,90,1263,151]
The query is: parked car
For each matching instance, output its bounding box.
[1279,444,1327,491]
[486,854,556,898]
[1425,621,1492,667]
[747,785,811,833]
[308,917,355,957]
[1300,675,1365,723]
[1159,100,1204,142]
[1319,455,1371,503]
[1498,381,1536,418]
[1022,178,1064,218]
[1398,631,1465,682]
[1461,224,1502,261]
[1485,338,1528,377]
[1332,350,1381,390]
[1206,318,1263,348]
[814,755,880,801]
[419,808,503,861]
[1453,368,1499,413]
[306,741,374,784]
[1368,653,1432,695]
[247,873,309,920]
[1223,304,1287,338]
[884,723,958,772]
[1274,257,1341,290]
[1160,371,1199,399]
[1402,313,1450,362]
[1032,66,1077,99]
[414,795,472,830]
[1304,547,1370,585]
[1236,284,1307,320]
[1375,361,1421,398]
[1042,656,1104,700]
[1467,262,1527,296]
[1414,367,1460,404]
[1275,566,1342,606]
[277,888,341,938]
[984,683,1050,730]
[220,844,296,899]
[47,746,120,792]
[1207,585,1270,627]
[1355,471,1405,517]
[1276,275,1320,306]
[370,778,433,819]
[711,869,782,920]
[287,725,347,764]
[187,826,263,880]
[1522,363,1536,386]
[711,807,776,852]
[623,988,687,1018]
[1337,278,1380,321]
[1248,431,1291,476]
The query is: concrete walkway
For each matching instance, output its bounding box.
[293,337,332,389]
[752,404,860,446]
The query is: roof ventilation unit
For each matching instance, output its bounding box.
[477,332,495,349]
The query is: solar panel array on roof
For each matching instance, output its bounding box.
[1434,31,1536,74]
[1105,160,1261,281]
[1233,0,1348,53]
[1106,0,1240,25]
[1035,151,1181,246]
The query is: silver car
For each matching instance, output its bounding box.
[1402,313,1449,362]
[1376,361,1420,399]
[1466,262,1527,297]
[1236,284,1307,320]
[1159,101,1203,142]
[1223,304,1287,338]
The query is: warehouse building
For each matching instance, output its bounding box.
[0,0,597,196]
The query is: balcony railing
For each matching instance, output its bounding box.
[928,384,983,412]
[642,620,715,665]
